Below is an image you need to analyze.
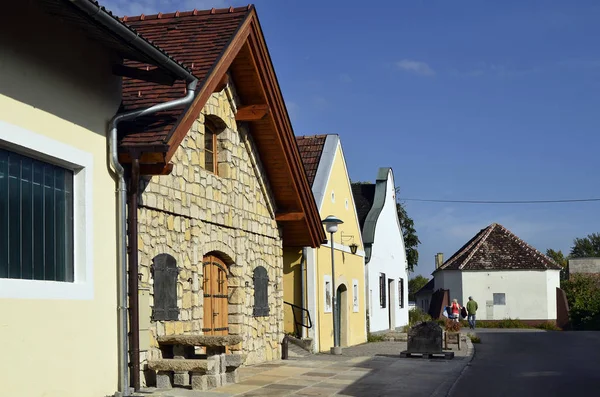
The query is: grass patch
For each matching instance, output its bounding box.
[467,333,481,343]
[534,322,561,331]
[367,333,385,343]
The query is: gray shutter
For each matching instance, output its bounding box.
[380,273,386,308]
[152,254,180,321]
[253,266,269,317]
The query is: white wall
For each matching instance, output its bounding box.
[461,270,560,320]
[367,169,409,332]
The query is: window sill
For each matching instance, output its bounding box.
[0,277,94,300]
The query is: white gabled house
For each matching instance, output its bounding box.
[433,223,562,323]
[352,167,409,332]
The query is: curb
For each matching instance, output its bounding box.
[445,336,476,396]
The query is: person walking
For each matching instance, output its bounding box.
[467,296,478,329]
[450,299,461,322]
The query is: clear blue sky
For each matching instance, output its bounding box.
[105,0,600,278]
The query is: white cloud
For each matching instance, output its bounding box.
[396,59,435,76]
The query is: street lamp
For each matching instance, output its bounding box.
[322,215,344,355]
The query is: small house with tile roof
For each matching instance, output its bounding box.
[351,168,410,333]
[118,4,326,389]
[283,134,367,353]
[433,223,562,323]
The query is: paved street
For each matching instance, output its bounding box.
[136,339,473,397]
[450,330,600,397]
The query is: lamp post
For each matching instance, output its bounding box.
[322,215,344,355]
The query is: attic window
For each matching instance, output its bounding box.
[204,123,217,175]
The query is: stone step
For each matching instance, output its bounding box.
[288,342,310,357]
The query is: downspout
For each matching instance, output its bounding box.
[300,247,307,339]
[109,79,197,396]
[128,154,141,391]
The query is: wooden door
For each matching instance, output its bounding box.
[202,255,228,336]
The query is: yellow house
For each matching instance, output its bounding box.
[284,135,367,353]
[0,2,201,396]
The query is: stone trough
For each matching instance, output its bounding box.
[148,334,245,391]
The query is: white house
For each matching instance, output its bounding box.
[352,168,409,332]
[433,223,562,322]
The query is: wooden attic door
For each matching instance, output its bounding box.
[202,255,229,336]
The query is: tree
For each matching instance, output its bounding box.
[396,200,420,272]
[546,249,568,267]
[546,249,569,281]
[408,275,429,301]
[570,233,600,258]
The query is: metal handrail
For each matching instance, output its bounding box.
[284,301,312,338]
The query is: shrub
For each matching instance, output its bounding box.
[367,333,385,343]
[467,333,481,343]
[408,308,432,326]
[442,319,462,332]
[535,322,561,331]
[562,274,600,330]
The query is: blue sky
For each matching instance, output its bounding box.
[104,0,600,277]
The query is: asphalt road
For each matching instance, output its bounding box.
[450,329,600,397]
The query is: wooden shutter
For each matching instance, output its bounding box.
[253,266,269,317]
[152,254,179,321]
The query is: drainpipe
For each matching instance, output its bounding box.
[300,247,307,339]
[109,79,197,396]
[128,154,141,390]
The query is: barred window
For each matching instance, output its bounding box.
[399,278,404,308]
[379,273,386,308]
[0,149,73,282]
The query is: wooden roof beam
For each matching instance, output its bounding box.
[275,211,305,222]
[235,104,269,121]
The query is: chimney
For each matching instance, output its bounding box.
[435,253,444,269]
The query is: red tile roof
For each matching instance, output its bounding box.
[437,223,562,271]
[295,135,328,187]
[119,6,253,147]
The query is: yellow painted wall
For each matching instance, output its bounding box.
[0,6,121,395]
[316,142,367,351]
[0,96,119,397]
[283,248,303,335]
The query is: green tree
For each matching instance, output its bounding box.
[562,274,600,330]
[546,249,568,267]
[546,249,569,280]
[408,275,429,301]
[396,202,420,272]
[570,233,600,258]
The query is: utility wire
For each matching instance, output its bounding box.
[398,198,600,204]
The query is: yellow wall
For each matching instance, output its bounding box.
[283,248,303,335]
[0,96,119,397]
[0,6,121,395]
[315,143,366,351]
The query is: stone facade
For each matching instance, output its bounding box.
[136,85,284,386]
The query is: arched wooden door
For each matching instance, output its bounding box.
[202,255,228,336]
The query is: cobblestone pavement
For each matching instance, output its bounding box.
[134,339,473,397]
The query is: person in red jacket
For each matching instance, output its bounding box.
[450,299,461,322]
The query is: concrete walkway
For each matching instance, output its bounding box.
[134,337,474,397]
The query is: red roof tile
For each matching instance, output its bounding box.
[437,223,562,271]
[295,135,327,187]
[119,6,253,148]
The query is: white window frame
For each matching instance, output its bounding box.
[0,120,94,300]
[324,274,332,313]
[352,279,359,312]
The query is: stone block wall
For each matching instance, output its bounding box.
[136,84,284,386]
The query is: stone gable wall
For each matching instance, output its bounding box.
[136,85,284,385]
